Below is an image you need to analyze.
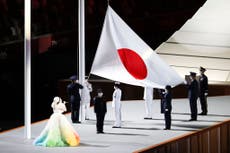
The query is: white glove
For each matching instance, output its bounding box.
[205,92,208,96]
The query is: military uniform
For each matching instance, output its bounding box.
[143,87,154,119]
[112,83,122,128]
[163,86,172,130]
[81,81,93,121]
[199,68,208,115]
[67,76,83,123]
[188,72,199,121]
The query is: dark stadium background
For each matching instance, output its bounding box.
[0,0,207,131]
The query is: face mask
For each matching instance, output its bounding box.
[98,93,103,97]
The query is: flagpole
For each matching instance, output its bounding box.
[24,0,31,139]
[78,0,85,122]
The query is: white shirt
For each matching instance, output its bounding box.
[81,81,92,103]
[112,88,122,107]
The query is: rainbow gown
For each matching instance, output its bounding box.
[33,111,80,147]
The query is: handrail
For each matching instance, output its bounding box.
[133,119,230,153]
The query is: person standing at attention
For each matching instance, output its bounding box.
[112,82,122,128]
[94,88,107,134]
[163,85,172,130]
[81,79,93,121]
[143,86,154,119]
[198,66,208,115]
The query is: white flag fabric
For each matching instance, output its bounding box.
[90,6,184,89]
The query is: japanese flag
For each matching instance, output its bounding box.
[90,6,183,89]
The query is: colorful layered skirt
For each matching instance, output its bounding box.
[33,113,80,147]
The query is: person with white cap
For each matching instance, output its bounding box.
[81,79,93,121]
[112,82,122,128]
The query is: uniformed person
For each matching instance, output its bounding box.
[81,79,93,121]
[67,75,83,123]
[163,85,172,130]
[112,82,122,128]
[143,86,154,119]
[187,72,199,121]
[198,66,208,115]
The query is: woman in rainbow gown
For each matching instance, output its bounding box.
[33,96,80,147]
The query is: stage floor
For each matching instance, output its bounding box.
[0,96,230,153]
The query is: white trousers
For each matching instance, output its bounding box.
[144,99,152,118]
[114,103,122,127]
[81,102,90,121]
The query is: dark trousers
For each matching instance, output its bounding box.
[199,94,207,114]
[71,103,80,122]
[160,99,164,114]
[96,113,106,132]
[190,98,198,120]
[164,111,171,129]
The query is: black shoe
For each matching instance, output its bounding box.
[163,128,170,130]
[97,131,104,134]
[73,121,81,124]
[85,118,90,120]
[144,117,152,120]
[198,112,207,115]
[112,126,121,128]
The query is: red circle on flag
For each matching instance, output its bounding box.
[118,48,147,80]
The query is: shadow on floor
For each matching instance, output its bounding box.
[79,143,110,148]
[172,112,230,117]
[120,126,160,131]
[104,132,149,136]
[82,119,133,126]
[150,117,222,123]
